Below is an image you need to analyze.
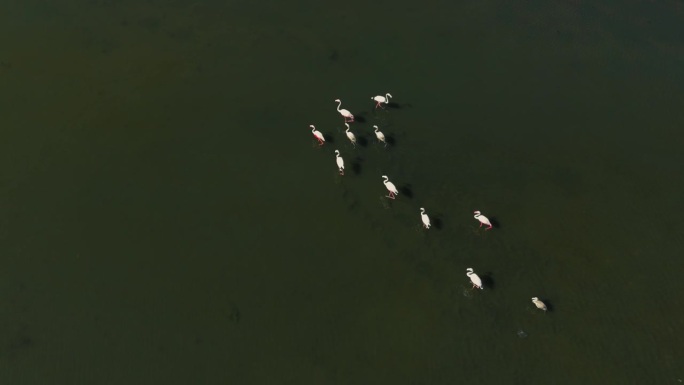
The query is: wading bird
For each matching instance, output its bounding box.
[474,210,492,230]
[334,150,344,175]
[372,93,392,108]
[466,268,483,290]
[381,175,399,199]
[373,125,386,146]
[344,123,357,147]
[420,208,431,229]
[334,99,354,122]
[531,297,547,312]
[310,125,325,146]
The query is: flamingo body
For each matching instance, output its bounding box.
[372,93,392,108]
[420,208,431,229]
[381,175,399,199]
[344,123,357,147]
[532,297,547,312]
[466,268,483,290]
[335,150,344,175]
[310,125,325,145]
[334,99,354,122]
[474,210,492,230]
[373,125,387,146]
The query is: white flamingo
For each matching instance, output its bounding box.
[473,210,492,230]
[373,125,387,146]
[466,268,483,290]
[532,297,547,312]
[334,99,354,122]
[381,175,399,199]
[420,208,431,229]
[335,150,344,175]
[344,123,357,147]
[310,125,325,146]
[372,93,392,108]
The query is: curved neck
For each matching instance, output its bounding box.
[336,100,342,111]
[386,93,391,100]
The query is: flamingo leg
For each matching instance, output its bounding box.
[340,170,344,175]
[479,222,483,227]
[486,225,492,230]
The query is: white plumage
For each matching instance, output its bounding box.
[371,93,392,108]
[373,125,387,146]
[310,125,325,145]
[473,210,492,230]
[466,268,483,290]
[335,150,344,175]
[420,208,431,229]
[381,175,399,199]
[532,297,547,312]
[344,123,357,147]
[334,99,354,122]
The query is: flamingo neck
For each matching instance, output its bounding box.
[336,100,342,111]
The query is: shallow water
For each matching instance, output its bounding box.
[1,0,684,383]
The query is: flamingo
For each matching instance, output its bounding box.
[466,268,483,290]
[373,125,387,147]
[372,93,392,108]
[420,208,431,229]
[344,123,357,147]
[473,210,492,230]
[334,99,354,122]
[532,297,547,312]
[381,175,399,199]
[310,125,325,146]
[335,150,344,175]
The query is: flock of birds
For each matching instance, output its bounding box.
[310,94,549,314]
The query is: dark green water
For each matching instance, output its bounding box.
[2,0,684,383]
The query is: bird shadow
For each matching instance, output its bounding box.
[481,273,495,290]
[387,102,402,109]
[351,157,362,175]
[385,135,397,147]
[541,299,554,312]
[432,215,444,230]
[399,184,413,199]
[323,133,335,143]
[353,115,367,123]
[357,136,368,148]
[489,217,501,229]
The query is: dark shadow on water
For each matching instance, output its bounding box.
[385,135,396,147]
[357,136,368,148]
[351,157,362,175]
[387,102,402,109]
[353,115,367,123]
[323,133,335,143]
[541,299,554,313]
[490,217,501,229]
[481,273,495,290]
[432,215,443,230]
[399,184,413,199]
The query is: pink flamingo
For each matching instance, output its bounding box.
[310,125,325,146]
[334,99,354,122]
